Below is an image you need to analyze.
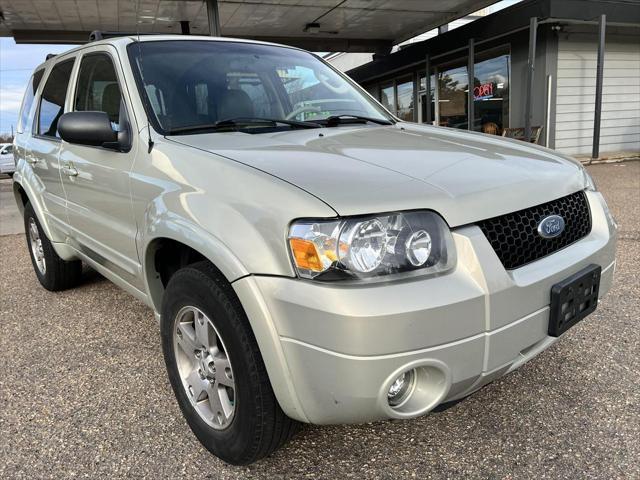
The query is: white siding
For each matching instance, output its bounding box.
[555,39,640,156]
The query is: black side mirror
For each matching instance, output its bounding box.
[58,111,118,148]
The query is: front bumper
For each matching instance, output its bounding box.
[233,191,617,424]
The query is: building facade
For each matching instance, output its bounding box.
[345,0,640,158]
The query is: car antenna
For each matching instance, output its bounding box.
[136,0,154,153]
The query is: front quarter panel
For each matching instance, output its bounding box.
[132,136,337,305]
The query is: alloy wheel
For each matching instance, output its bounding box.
[28,217,46,275]
[173,306,236,429]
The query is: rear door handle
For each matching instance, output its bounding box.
[61,164,78,177]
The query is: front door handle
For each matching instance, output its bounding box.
[26,157,38,165]
[61,164,78,177]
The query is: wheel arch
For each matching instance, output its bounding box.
[13,180,29,216]
[142,228,250,314]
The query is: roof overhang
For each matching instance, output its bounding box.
[0,0,500,52]
[347,0,640,82]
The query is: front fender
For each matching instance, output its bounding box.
[141,209,251,311]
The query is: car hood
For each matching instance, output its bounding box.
[168,124,586,227]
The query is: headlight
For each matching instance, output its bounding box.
[582,168,597,191]
[288,211,456,282]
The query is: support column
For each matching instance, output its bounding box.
[467,38,475,131]
[524,17,538,141]
[206,0,221,37]
[592,14,606,160]
[425,54,432,124]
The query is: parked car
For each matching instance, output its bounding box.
[12,35,617,465]
[0,143,15,175]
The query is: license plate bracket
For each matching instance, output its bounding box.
[548,264,601,337]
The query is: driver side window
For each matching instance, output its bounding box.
[75,53,122,130]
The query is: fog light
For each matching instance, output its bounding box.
[387,370,415,406]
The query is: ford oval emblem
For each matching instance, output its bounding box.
[537,215,565,239]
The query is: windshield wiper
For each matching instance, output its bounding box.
[320,115,395,127]
[217,117,322,129]
[166,117,321,135]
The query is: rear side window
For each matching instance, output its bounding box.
[38,59,75,138]
[17,69,44,134]
[75,54,122,128]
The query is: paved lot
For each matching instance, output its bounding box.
[0,162,638,479]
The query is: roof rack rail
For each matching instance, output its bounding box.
[89,30,154,42]
[45,53,57,61]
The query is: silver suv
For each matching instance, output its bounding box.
[13,35,617,465]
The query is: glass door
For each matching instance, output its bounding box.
[473,54,510,135]
[418,73,436,124]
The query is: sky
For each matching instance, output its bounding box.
[0,39,74,135]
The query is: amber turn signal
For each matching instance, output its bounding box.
[289,238,324,272]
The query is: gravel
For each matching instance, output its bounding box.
[0,161,638,479]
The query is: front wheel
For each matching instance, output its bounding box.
[161,261,299,465]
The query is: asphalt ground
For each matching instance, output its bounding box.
[0,162,638,479]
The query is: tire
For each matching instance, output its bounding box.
[24,202,82,291]
[161,261,299,465]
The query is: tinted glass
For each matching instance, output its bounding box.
[438,65,468,130]
[396,79,414,121]
[127,41,391,133]
[419,73,436,124]
[3,145,13,154]
[75,54,122,128]
[38,59,75,138]
[474,54,510,135]
[380,84,395,114]
[17,69,44,134]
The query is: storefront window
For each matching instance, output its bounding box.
[364,50,509,129]
[435,52,510,133]
[380,83,395,114]
[396,78,414,121]
[437,65,468,130]
[473,54,510,135]
[365,85,378,100]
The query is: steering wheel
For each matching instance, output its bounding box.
[317,73,350,94]
[285,105,322,120]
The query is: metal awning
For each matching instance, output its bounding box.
[0,0,499,51]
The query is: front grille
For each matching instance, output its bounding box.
[478,191,592,270]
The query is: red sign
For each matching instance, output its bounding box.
[474,83,494,100]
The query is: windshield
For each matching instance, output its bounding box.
[127,40,393,135]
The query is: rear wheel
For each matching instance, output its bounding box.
[24,202,82,291]
[161,261,299,465]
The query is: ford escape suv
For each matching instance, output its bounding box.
[13,35,617,465]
